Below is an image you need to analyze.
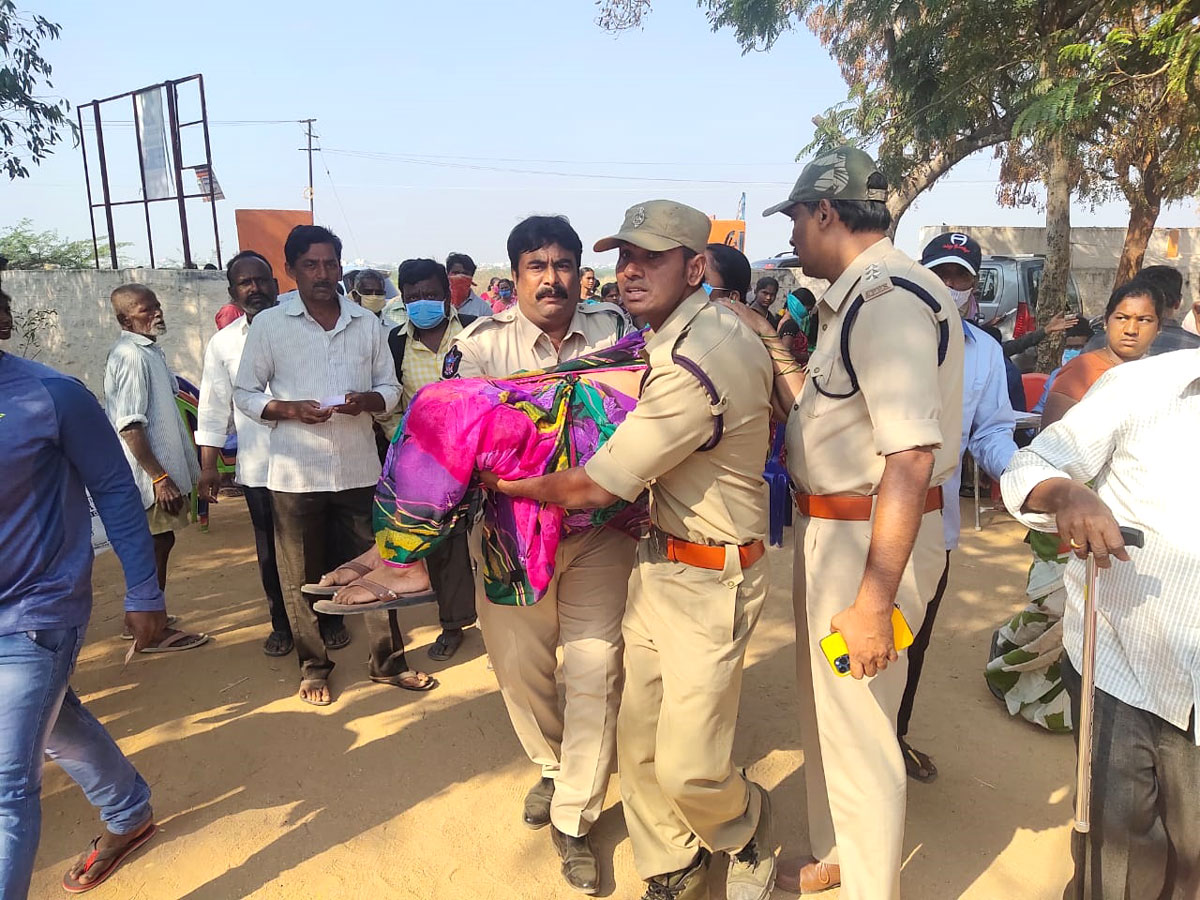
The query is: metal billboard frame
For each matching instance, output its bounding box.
[77,74,221,269]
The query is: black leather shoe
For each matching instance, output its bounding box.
[522,777,555,829]
[641,849,711,900]
[551,827,599,895]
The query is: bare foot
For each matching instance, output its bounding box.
[299,678,332,706]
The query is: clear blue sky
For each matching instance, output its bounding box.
[5,0,1196,270]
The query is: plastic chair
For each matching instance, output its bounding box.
[1022,373,1049,413]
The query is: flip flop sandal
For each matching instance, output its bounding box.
[138,631,210,653]
[299,678,332,707]
[428,629,464,661]
[62,822,158,893]
[302,560,374,596]
[120,615,177,639]
[369,670,438,692]
[899,738,938,783]
[262,631,294,657]
[321,622,352,651]
[312,577,435,615]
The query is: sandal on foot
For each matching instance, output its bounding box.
[62,821,158,893]
[262,631,294,657]
[120,615,176,639]
[370,670,438,692]
[312,577,434,615]
[320,622,352,651]
[900,737,938,782]
[138,631,209,653]
[302,561,373,596]
[428,628,464,661]
[299,678,332,706]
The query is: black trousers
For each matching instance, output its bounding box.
[428,527,476,631]
[1061,658,1200,900]
[242,486,292,637]
[270,487,409,681]
[897,550,952,738]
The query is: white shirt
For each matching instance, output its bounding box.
[233,293,400,494]
[194,317,271,488]
[1001,350,1200,740]
[103,331,202,507]
[944,322,1018,549]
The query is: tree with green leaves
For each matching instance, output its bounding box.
[0,1,72,180]
[0,219,123,268]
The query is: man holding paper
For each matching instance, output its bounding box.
[235,225,434,707]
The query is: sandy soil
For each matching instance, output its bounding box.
[31,497,1076,899]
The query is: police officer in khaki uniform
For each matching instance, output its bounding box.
[448,215,634,896]
[485,201,777,900]
[731,147,963,899]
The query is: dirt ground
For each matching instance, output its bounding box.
[32,497,1077,900]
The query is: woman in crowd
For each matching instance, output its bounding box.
[985,280,1163,730]
[702,242,751,305]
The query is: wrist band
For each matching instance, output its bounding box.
[152,473,170,486]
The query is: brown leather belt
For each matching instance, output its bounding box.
[650,527,765,570]
[795,486,943,521]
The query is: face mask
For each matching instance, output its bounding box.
[702,283,714,296]
[1061,347,1081,366]
[497,288,513,301]
[449,273,474,307]
[355,291,388,313]
[406,299,447,330]
[786,293,808,327]
[948,287,974,312]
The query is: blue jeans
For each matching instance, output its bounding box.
[0,627,152,900]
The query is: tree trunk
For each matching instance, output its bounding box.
[1113,189,1161,291]
[886,124,1011,231]
[1037,137,1072,373]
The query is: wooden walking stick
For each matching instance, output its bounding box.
[1072,525,1143,899]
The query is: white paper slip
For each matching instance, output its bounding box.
[319,393,347,409]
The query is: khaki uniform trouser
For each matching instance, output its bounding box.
[794,510,945,900]
[473,525,634,838]
[619,537,767,880]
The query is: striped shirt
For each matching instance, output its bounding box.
[103,331,202,508]
[233,293,400,493]
[194,317,271,488]
[1001,349,1200,740]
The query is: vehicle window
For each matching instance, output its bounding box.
[1027,263,1080,314]
[1027,265,1041,309]
[977,267,999,306]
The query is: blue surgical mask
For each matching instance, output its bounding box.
[1061,347,1081,366]
[406,299,447,330]
[498,288,512,300]
[702,283,714,296]
[786,292,809,327]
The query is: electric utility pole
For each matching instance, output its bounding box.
[300,118,316,215]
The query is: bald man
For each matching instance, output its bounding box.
[104,284,207,651]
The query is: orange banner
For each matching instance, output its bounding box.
[708,219,745,251]
[234,209,313,292]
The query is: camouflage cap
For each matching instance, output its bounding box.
[594,200,711,255]
[762,145,887,217]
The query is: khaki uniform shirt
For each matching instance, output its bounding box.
[785,238,964,495]
[586,290,772,546]
[451,301,629,379]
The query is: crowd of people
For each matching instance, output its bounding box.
[0,142,1196,900]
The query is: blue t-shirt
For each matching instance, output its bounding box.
[0,353,164,634]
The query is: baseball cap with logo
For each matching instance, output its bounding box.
[594,200,711,255]
[919,232,982,277]
[762,145,888,217]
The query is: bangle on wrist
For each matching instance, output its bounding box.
[152,472,169,486]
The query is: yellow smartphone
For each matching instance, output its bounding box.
[819,606,915,677]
